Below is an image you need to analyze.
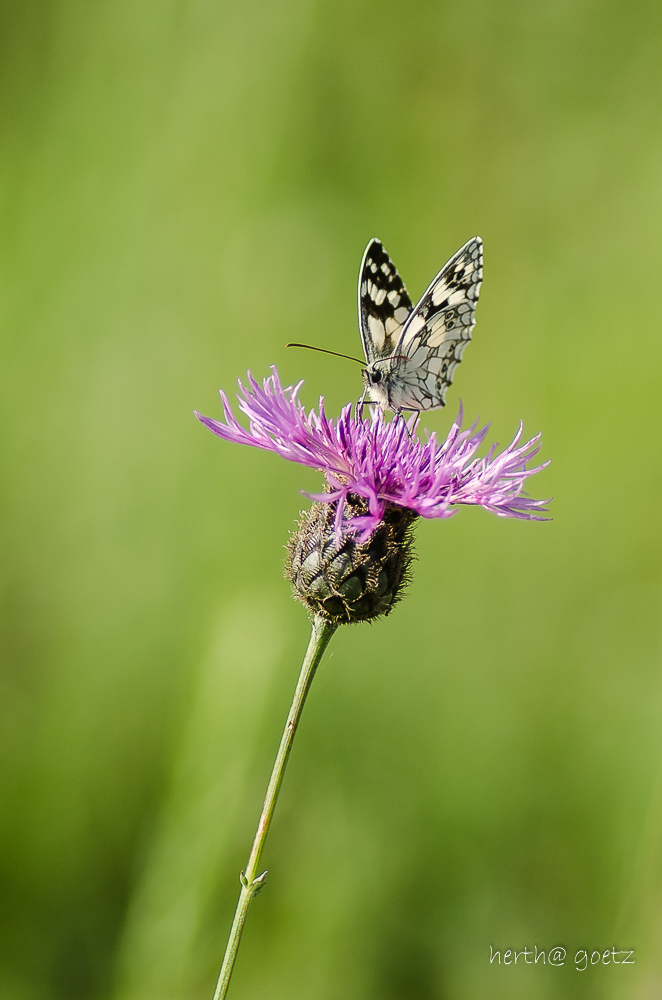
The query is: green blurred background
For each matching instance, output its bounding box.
[1,1,661,998]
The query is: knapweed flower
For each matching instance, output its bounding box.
[196,367,549,624]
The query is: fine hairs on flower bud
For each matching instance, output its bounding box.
[286,489,418,626]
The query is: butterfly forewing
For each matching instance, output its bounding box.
[358,239,413,364]
[392,237,483,410]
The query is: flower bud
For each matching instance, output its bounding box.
[286,493,417,625]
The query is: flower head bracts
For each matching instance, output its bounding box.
[195,368,549,539]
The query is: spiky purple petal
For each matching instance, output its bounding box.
[196,367,550,538]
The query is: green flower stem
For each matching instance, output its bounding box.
[212,614,337,1000]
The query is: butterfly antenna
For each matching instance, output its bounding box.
[286,343,365,365]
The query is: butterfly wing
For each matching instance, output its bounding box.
[391,237,483,411]
[358,239,413,364]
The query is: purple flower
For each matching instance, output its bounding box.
[195,367,549,540]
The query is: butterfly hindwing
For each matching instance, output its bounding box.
[392,237,483,410]
[358,239,413,364]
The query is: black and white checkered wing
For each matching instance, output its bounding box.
[394,237,483,411]
[358,239,413,364]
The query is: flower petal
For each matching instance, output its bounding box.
[196,367,550,535]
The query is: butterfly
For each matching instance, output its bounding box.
[358,236,483,413]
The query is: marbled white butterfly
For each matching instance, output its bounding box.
[288,236,482,414]
[358,236,483,413]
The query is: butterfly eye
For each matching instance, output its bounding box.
[370,370,383,384]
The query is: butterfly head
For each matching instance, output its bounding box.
[361,360,393,411]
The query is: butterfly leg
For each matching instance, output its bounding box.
[394,407,410,438]
[395,407,419,440]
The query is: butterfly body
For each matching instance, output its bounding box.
[358,236,483,413]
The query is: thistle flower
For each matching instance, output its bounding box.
[195,367,549,624]
[197,366,550,1000]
